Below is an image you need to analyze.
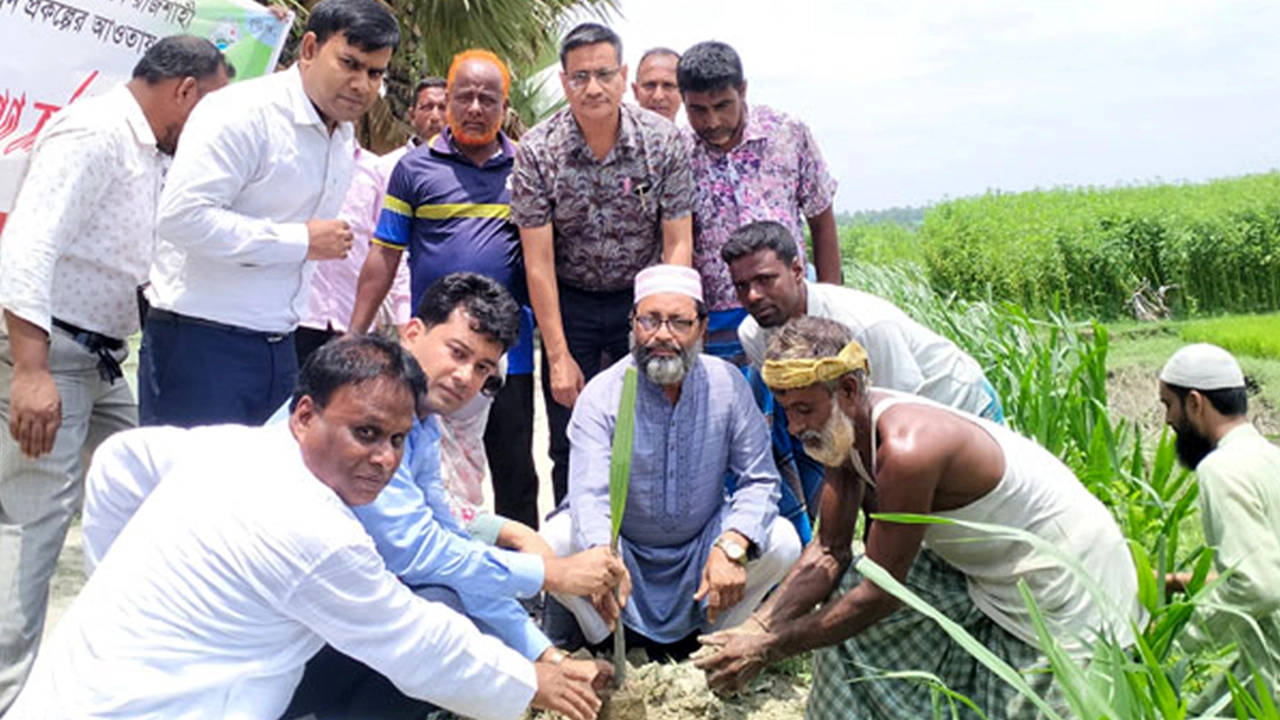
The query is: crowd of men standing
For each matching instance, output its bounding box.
[1,0,1275,717]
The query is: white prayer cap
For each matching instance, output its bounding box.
[634,264,703,303]
[1159,343,1245,390]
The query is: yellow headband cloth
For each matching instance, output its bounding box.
[762,340,870,390]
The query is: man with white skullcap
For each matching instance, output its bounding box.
[540,264,801,650]
[1159,344,1280,702]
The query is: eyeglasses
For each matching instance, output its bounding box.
[566,67,621,91]
[633,314,699,335]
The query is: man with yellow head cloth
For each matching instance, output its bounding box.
[694,316,1144,719]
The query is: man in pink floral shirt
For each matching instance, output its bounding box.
[678,40,841,363]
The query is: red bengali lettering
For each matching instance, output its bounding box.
[1,70,99,156]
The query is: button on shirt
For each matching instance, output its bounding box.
[0,85,164,340]
[685,104,837,311]
[11,424,537,720]
[149,65,355,334]
[510,104,693,292]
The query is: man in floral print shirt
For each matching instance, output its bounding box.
[678,40,841,364]
[511,22,693,505]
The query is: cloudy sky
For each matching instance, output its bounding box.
[595,0,1280,213]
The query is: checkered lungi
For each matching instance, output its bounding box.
[807,549,1068,720]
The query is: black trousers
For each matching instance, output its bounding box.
[541,284,633,505]
[280,645,439,720]
[485,373,540,528]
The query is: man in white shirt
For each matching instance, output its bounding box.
[9,335,606,720]
[0,36,230,713]
[1159,344,1280,706]
[726,220,1004,422]
[140,0,398,428]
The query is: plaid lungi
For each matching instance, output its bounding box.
[807,549,1068,720]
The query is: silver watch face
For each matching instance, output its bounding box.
[720,540,746,562]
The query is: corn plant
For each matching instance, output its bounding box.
[607,367,638,684]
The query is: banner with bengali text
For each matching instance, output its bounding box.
[0,0,293,229]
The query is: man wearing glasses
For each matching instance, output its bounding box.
[540,265,801,652]
[511,23,694,507]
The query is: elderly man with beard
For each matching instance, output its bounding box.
[352,49,542,529]
[541,265,801,651]
[695,317,1144,719]
[1158,344,1280,706]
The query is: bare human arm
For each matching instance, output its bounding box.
[349,243,404,334]
[5,311,59,457]
[522,223,582,408]
[807,206,842,285]
[660,215,693,266]
[697,431,942,694]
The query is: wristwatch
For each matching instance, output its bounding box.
[715,537,749,566]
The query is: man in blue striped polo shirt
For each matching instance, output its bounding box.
[351,49,541,529]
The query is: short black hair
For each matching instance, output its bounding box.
[638,47,679,67]
[292,334,427,413]
[721,220,799,266]
[1166,383,1249,417]
[416,272,520,351]
[677,40,743,94]
[415,76,446,97]
[306,0,399,53]
[132,35,230,84]
[560,22,621,68]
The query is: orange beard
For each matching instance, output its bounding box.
[448,110,502,148]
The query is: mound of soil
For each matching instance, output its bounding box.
[535,653,809,720]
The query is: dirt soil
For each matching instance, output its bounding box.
[534,652,809,720]
[1107,364,1280,439]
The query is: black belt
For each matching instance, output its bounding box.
[51,318,125,383]
[147,308,291,343]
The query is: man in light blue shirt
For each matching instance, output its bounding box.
[283,272,623,719]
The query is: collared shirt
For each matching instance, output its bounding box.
[0,85,164,340]
[567,355,780,639]
[301,146,411,333]
[351,414,552,660]
[1184,422,1280,674]
[14,423,537,720]
[510,104,693,292]
[685,104,837,311]
[149,65,355,333]
[740,281,996,417]
[375,129,534,372]
[83,408,551,663]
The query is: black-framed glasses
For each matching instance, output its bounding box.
[566,67,621,90]
[633,314,699,335]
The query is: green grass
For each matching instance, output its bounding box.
[1179,312,1280,360]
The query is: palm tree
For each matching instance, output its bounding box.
[380,0,619,151]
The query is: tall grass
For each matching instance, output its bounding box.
[839,262,1275,715]
[1179,313,1280,361]
[843,173,1280,319]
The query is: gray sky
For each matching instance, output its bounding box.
[602,0,1280,213]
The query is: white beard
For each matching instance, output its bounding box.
[800,406,856,468]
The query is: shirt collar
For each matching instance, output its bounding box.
[117,84,158,150]
[695,101,765,154]
[285,64,344,133]
[430,127,515,165]
[566,104,640,163]
[1216,422,1260,449]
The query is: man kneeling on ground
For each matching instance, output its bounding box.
[695,317,1144,719]
[10,335,598,720]
[543,264,801,651]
